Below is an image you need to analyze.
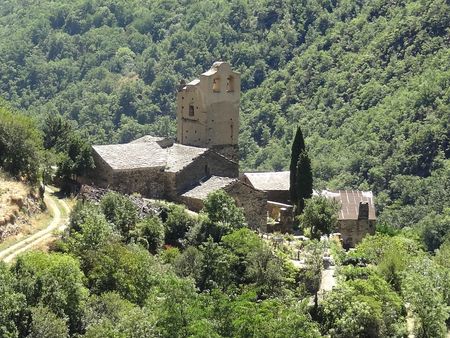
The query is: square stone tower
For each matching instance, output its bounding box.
[176,62,240,162]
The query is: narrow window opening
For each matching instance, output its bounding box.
[204,165,209,176]
[227,76,234,92]
[213,77,220,92]
[189,104,195,116]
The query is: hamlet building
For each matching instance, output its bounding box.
[81,61,376,246]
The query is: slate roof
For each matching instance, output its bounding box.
[92,136,208,172]
[130,135,165,143]
[166,144,208,173]
[242,171,290,191]
[181,176,238,200]
[314,190,376,221]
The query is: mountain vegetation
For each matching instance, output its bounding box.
[0,187,448,337]
[0,0,448,229]
[0,0,450,336]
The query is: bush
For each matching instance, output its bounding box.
[100,192,139,239]
[132,216,165,254]
[0,102,42,183]
[298,195,339,240]
[199,190,247,242]
[161,203,197,248]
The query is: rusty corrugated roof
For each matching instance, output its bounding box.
[315,190,376,221]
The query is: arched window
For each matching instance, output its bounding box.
[213,77,220,92]
[189,104,194,116]
[227,76,234,92]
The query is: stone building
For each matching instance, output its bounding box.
[319,190,376,249]
[241,171,291,204]
[176,61,240,162]
[180,176,267,231]
[82,135,238,199]
[81,61,376,238]
[242,171,376,246]
[81,62,267,229]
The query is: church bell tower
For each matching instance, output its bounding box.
[176,62,240,162]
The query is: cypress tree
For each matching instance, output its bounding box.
[289,126,305,204]
[296,150,313,215]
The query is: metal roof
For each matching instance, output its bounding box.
[314,190,376,221]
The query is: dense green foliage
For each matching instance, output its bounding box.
[0,191,326,337]
[298,195,339,239]
[0,101,93,184]
[1,187,450,336]
[339,233,450,337]
[1,0,448,229]
[0,100,42,183]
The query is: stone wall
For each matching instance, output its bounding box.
[225,182,267,232]
[111,168,166,198]
[175,151,238,194]
[267,190,290,204]
[176,62,240,149]
[80,151,114,187]
[180,195,204,212]
[338,219,376,248]
[211,145,239,162]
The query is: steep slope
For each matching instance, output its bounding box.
[0,0,448,226]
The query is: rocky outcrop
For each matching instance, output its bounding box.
[0,191,43,240]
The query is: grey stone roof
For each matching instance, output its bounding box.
[130,135,165,143]
[181,176,238,200]
[166,144,208,173]
[92,136,208,172]
[243,171,290,191]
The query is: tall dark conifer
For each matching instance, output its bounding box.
[289,126,305,204]
[296,150,313,215]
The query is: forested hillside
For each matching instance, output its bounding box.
[0,0,449,228]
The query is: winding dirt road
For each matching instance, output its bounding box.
[0,186,70,263]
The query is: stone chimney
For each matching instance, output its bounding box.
[358,202,369,220]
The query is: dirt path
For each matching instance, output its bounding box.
[0,187,70,263]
